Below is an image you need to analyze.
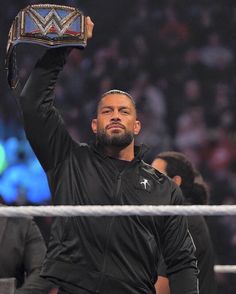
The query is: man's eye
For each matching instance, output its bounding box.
[102,109,111,114]
[121,110,129,114]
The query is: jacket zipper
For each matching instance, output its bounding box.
[96,172,122,292]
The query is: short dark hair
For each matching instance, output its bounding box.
[192,170,209,204]
[191,182,209,205]
[101,89,135,105]
[155,151,195,200]
[97,89,136,113]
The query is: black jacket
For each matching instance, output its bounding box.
[19,48,198,294]
[188,216,216,294]
[158,216,217,294]
[0,213,53,293]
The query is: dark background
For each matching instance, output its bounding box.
[0,0,236,292]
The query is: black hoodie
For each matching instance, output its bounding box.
[19,48,198,294]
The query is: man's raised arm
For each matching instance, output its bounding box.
[19,48,73,172]
[19,17,94,172]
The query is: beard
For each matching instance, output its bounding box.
[96,129,134,147]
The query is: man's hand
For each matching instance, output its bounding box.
[86,16,94,39]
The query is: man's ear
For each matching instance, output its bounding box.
[91,119,98,134]
[172,175,182,187]
[134,120,141,135]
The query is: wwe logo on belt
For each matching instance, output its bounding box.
[25,6,82,37]
[6,4,86,90]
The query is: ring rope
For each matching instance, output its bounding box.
[0,205,236,217]
[214,265,236,273]
[1,205,236,274]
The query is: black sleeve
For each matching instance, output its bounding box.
[19,48,74,172]
[15,219,54,294]
[160,183,199,294]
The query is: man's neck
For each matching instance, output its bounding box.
[103,143,135,161]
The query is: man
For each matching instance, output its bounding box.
[18,17,198,294]
[0,200,55,293]
[152,151,217,294]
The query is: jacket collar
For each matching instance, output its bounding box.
[90,142,149,161]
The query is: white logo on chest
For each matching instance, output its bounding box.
[140,178,150,190]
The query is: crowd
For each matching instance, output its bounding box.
[0,0,236,293]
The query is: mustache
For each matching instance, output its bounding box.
[106,123,125,130]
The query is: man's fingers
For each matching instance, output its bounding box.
[86,16,94,39]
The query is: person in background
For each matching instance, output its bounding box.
[0,196,55,293]
[152,151,217,294]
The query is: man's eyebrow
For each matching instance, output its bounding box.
[100,105,131,109]
[119,106,132,112]
[99,106,113,110]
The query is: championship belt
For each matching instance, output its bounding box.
[6,4,87,89]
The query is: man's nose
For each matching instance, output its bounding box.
[111,117,121,122]
[111,110,121,121]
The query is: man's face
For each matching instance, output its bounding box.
[152,158,182,187]
[151,158,167,175]
[91,94,141,147]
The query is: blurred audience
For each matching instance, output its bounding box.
[0,1,236,293]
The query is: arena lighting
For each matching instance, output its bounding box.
[0,144,7,174]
